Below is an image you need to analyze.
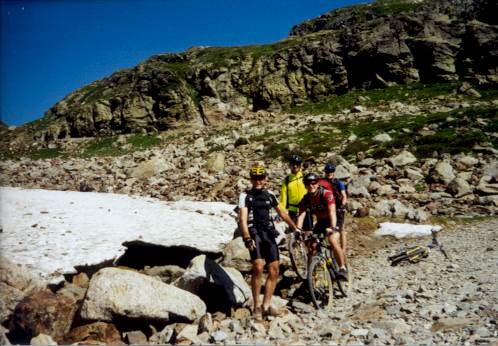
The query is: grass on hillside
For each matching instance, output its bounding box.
[78,134,162,158]
[289,83,460,115]
[258,81,497,161]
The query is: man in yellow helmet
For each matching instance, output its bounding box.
[279,155,312,231]
[239,164,299,321]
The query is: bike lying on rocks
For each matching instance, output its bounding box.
[388,229,449,266]
[306,233,351,309]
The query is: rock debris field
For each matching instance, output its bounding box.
[0,187,497,345]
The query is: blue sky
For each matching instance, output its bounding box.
[1,0,369,126]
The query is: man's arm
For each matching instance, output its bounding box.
[275,206,297,231]
[341,190,348,207]
[329,203,337,229]
[279,180,288,211]
[239,207,255,251]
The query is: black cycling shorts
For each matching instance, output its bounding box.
[336,209,345,231]
[289,210,313,231]
[249,228,279,263]
[312,219,341,235]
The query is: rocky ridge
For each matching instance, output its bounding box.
[2,0,497,141]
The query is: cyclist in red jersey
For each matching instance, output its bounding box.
[296,172,348,279]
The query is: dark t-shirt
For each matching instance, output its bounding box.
[238,188,278,226]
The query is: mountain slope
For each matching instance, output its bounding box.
[11,0,496,142]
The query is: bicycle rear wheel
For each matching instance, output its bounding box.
[307,255,334,309]
[288,233,308,280]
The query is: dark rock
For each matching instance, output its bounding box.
[10,290,78,344]
[63,322,123,345]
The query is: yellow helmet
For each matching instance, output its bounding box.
[250,164,267,177]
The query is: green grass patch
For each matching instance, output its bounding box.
[27,148,64,160]
[342,106,498,159]
[289,83,459,115]
[370,0,420,15]
[79,137,122,158]
[127,133,161,149]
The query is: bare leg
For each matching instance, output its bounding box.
[340,230,347,254]
[262,260,279,310]
[328,232,345,268]
[251,259,264,310]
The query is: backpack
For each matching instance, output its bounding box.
[330,178,348,208]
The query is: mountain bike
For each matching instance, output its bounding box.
[388,229,449,266]
[287,231,308,280]
[307,233,351,309]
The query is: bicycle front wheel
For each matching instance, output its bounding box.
[307,255,334,309]
[288,233,308,280]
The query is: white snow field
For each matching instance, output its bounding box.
[375,222,442,238]
[0,187,238,281]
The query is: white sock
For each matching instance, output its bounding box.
[340,266,346,270]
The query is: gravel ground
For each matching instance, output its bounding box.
[225,218,498,345]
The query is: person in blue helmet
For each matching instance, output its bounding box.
[319,163,349,253]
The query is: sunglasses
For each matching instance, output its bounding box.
[251,175,266,181]
[304,181,318,186]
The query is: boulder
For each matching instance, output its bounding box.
[404,167,424,181]
[176,255,251,311]
[447,178,472,198]
[10,290,77,343]
[389,151,417,167]
[206,152,225,173]
[476,176,498,195]
[0,256,45,323]
[348,177,371,198]
[370,199,415,219]
[0,325,11,346]
[373,133,392,143]
[220,237,252,272]
[430,161,455,184]
[63,322,123,345]
[124,330,148,345]
[30,334,57,345]
[71,272,89,288]
[81,267,206,322]
[456,155,479,168]
[142,264,185,284]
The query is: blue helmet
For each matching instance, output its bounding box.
[324,163,336,173]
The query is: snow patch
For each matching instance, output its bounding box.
[374,222,442,239]
[0,187,237,281]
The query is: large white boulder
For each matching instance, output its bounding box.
[81,267,206,322]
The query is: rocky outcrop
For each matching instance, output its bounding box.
[24,0,498,139]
